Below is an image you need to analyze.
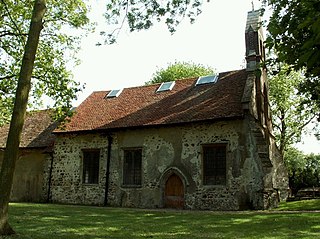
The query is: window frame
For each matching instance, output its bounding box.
[82,149,101,185]
[202,143,227,186]
[122,147,143,187]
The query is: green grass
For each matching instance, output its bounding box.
[276,199,320,211]
[2,200,319,239]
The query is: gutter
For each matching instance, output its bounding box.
[52,116,245,136]
[47,152,54,203]
[104,134,113,206]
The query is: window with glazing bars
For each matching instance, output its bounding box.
[82,150,100,184]
[123,148,142,185]
[203,144,226,185]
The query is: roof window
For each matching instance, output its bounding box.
[106,89,123,98]
[156,81,175,92]
[195,75,218,86]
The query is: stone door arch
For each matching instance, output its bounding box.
[161,168,188,209]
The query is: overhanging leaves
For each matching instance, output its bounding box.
[0,0,91,125]
[102,0,204,44]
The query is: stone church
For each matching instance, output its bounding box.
[0,9,288,210]
[49,9,288,210]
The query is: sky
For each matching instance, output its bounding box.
[73,0,260,103]
[71,0,320,154]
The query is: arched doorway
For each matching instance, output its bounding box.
[164,174,184,209]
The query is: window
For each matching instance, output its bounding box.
[82,150,100,184]
[195,75,218,86]
[123,148,142,186]
[202,144,226,185]
[156,81,175,92]
[106,89,123,98]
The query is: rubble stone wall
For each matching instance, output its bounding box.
[51,119,282,210]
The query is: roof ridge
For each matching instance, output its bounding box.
[93,69,245,93]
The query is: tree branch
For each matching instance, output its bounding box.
[273,122,282,131]
[0,75,18,81]
[101,0,130,44]
[1,0,26,45]
[0,31,28,38]
[286,113,317,141]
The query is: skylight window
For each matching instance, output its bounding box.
[106,89,123,98]
[196,75,218,86]
[156,81,175,92]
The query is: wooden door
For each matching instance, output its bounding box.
[164,174,184,209]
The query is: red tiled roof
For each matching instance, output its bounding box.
[0,110,57,149]
[56,70,248,133]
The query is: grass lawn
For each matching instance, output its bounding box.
[2,200,320,239]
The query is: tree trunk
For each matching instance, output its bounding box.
[0,0,47,235]
[279,110,286,155]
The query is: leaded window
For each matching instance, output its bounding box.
[82,150,100,184]
[123,148,142,186]
[203,144,226,185]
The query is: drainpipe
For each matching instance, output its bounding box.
[104,134,113,206]
[47,152,54,203]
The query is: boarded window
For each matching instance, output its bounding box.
[82,150,100,184]
[123,148,142,186]
[203,144,226,185]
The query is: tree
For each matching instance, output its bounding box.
[265,0,320,108]
[303,154,320,188]
[0,0,90,235]
[284,147,320,195]
[0,0,90,125]
[0,1,47,234]
[268,65,319,154]
[145,61,214,85]
[283,147,306,194]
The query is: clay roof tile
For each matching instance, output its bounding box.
[0,110,57,149]
[56,69,247,133]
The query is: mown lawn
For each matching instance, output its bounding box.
[2,200,320,239]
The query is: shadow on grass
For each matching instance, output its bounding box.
[5,203,320,239]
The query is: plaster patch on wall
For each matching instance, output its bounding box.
[144,135,174,175]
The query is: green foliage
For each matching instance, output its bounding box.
[6,203,320,238]
[284,147,320,194]
[265,0,320,108]
[299,76,320,111]
[302,154,320,187]
[268,65,319,193]
[266,0,320,77]
[0,0,91,124]
[268,65,319,152]
[284,147,306,180]
[145,61,214,85]
[102,0,203,43]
